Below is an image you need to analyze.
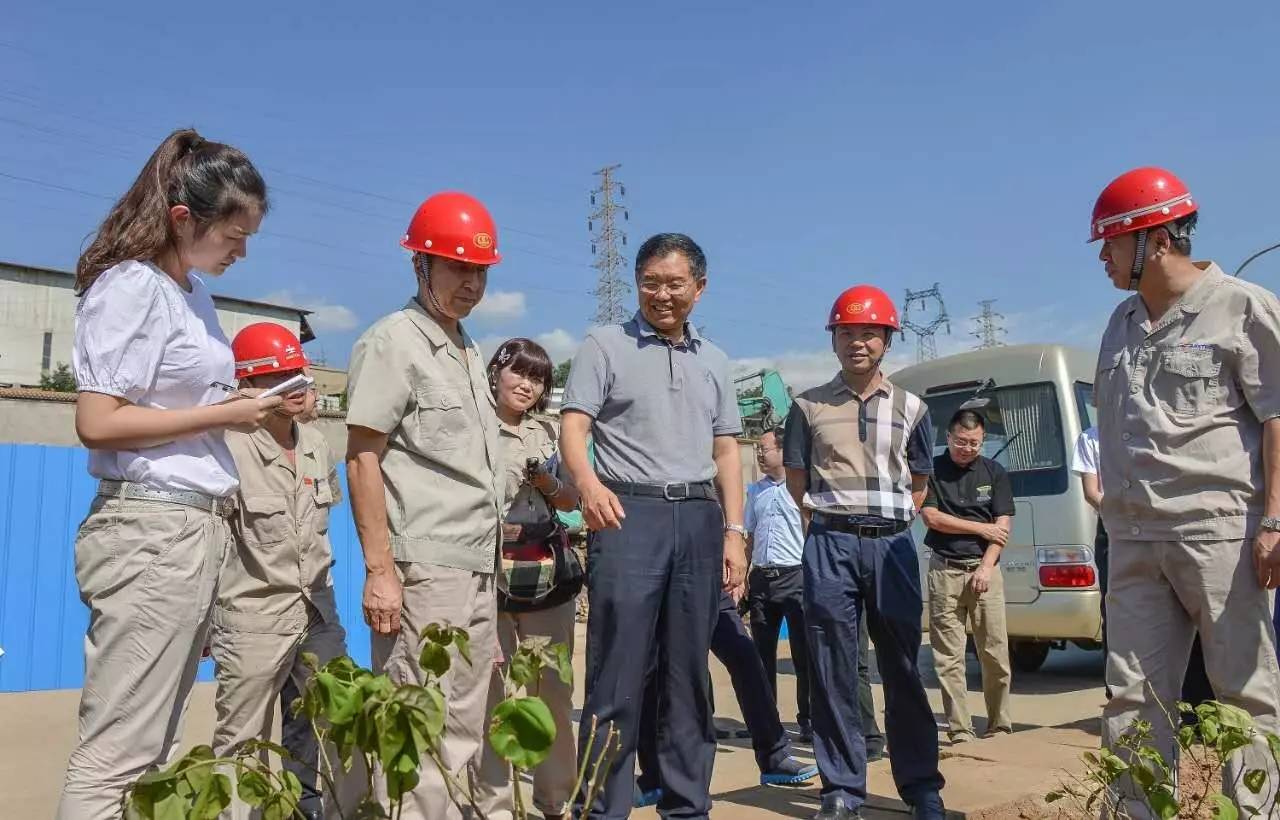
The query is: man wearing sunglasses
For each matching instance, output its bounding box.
[920,409,1016,744]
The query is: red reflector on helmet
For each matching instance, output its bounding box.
[1039,565,1096,588]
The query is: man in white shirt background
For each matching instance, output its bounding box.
[746,427,884,758]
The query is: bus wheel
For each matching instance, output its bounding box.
[1011,641,1051,673]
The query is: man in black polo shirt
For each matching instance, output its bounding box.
[920,409,1015,744]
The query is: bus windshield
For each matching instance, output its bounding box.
[920,381,1067,496]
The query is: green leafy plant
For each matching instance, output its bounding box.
[1047,698,1280,819]
[39,362,76,392]
[124,623,618,819]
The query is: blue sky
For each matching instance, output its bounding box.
[4,1,1280,389]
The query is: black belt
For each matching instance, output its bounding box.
[603,480,717,502]
[934,555,983,571]
[811,511,909,538]
[751,564,802,578]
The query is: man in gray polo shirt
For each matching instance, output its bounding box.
[561,233,747,819]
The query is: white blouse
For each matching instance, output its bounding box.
[72,260,239,497]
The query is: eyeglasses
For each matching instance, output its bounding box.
[948,435,983,451]
[638,279,694,297]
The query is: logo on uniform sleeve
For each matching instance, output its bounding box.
[473,232,494,249]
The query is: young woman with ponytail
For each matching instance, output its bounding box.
[57,128,282,820]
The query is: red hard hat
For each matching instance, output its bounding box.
[232,323,309,380]
[401,191,502,266]
[827,285,900,331]
[1090,167,1197,242]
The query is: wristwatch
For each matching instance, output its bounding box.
[1262,517,1280,533]
[725,524,748,538]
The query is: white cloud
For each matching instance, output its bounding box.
[469,291,527,324]
[260,290,359,332]
[478,328,581,365]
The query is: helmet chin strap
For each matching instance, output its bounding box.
[1128,229,1149,291]
[414,253,462,321]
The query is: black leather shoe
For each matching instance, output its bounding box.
[813,796,861,819]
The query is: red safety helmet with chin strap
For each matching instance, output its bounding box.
[232,323,309,380]
[826,285,901,332]
[1090,167,1198,289]
[401,191,502,266]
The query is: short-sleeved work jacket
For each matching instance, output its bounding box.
[499,415,568,530]
[218,423,342,634]
[1095,262,1280,541]
[345,299,502,572]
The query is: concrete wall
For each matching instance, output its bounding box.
[0,262,307,388]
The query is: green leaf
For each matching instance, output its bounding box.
[1045,790,1063,803]
[552,642,573,686]
[386,764,421,803]
[190,772,232,820]
[1214,702,1255,731]
[1244,769,1267,794]
[419,642,451,678]
[151,791,190,820]
[1147,786,1180,820]
[1210,793,1240,820]
[239,738,293,761]
[1267,733,1280,770]
[489,696,557,769]
[452,627,472,666]
[377,704,408,769]
[1219,729,1253,760]
[236,768,273,807]
[508,650,539,692]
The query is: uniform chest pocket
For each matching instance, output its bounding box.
[414,387,471,451]
[1157,346,1222,416]
[237,494,291,547]
[310,477,335,536]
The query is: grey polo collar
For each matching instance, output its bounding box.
[631,310,702,348]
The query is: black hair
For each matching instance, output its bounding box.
[487,337,554,413]
[634,233,707,281]
[949,409,986,432]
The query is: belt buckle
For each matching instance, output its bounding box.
[662,482,690,501]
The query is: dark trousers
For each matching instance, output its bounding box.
[858,616,886,756]
[280,675,321,816]
[747,565,812,728]
[803,523,944,811]
[576,496,723,819]
[638,591,791,787]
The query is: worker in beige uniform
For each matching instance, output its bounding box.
[1090,167,1280,818]
[211,323,351,820]
[475,337,583,820]
[345,191,505,819]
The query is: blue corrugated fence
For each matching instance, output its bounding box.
[0,443,373,692]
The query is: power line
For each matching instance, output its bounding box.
[588,164,630,325]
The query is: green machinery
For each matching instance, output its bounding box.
[734,369,793,439]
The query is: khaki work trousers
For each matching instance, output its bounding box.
[372,562,497,819]
[57,497,230,820]
[210,613,357,818]
[927,558,1013,738]
[475,602,578,819]
[1103,538,1280,819]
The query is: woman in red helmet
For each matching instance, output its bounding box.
[59,129,282,819]
[210,322,353,820]
[782,285,946,820]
